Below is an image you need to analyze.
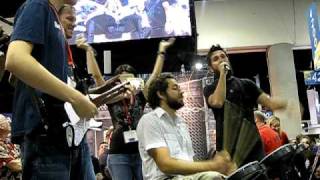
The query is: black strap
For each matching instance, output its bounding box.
[28,87,49,128]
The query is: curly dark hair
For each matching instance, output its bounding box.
[114,64,137,76]
[206,44,228,66]
[148,73,175,109]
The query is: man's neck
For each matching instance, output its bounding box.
[160,103,176,119]
[49,0,63,11]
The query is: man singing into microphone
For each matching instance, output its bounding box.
[203,45,287,165]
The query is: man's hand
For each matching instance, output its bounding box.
[71,91,98,120]
[210,150,237,176]
[158,38,175,53]
[76,36,91,51]
[218,62,230,76]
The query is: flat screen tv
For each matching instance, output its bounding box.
[69,0,192,44]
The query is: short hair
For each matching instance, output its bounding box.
[58,4,75,15]
[206,44,228,65]
[254,110,266,123]
[99,141,107,146]
[114,64,137,76]
[147,73,175,109]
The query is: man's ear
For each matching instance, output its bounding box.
[156,91,165,100]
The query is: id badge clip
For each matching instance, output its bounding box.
[123,130,138,144]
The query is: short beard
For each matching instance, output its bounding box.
[167,97,184,110]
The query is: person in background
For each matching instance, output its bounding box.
[75,36,105,87]
[5,0,98,179]
[313,163,320,179]
[106,38,175,180]
[59,4,105,93]
[98,141,108,168]
[137,73,236,180]
[268,115,289,145]
[203,44,287,165]
[0,114,22,179]
[254,110,282,155]
[91,154,102,179]
[294,134,315,179]
[98,141,112,180]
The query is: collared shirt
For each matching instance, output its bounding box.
[137,107,194,180]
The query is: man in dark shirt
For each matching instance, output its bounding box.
[203,45,287,166]
[5,0,98,179]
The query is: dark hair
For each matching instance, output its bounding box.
[206,44,228,66]
[148,73,175,109]
[99,141,107,146]
[114,64,137,76]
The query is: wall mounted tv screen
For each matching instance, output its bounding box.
[69,0,192,44]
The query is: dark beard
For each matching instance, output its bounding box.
[167,97,184,110]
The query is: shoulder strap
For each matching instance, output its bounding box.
[28,86,49,128]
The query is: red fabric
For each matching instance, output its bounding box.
[279,131,289,145]
[257,125,282,155]
[67,44,74,67]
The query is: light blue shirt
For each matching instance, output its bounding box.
[137,107,194,180]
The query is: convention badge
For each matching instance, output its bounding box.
[65,125,74,148]
[123,130,138,144]
[67,66,76,88]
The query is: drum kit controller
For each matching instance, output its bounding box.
[226,143,309,180]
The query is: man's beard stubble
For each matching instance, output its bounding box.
[166,96,184,110]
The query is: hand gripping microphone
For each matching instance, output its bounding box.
[224,64,230,73]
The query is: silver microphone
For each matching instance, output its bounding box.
[224,64,230,71]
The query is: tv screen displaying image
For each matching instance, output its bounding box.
[69,0,192,44]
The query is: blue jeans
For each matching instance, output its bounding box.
[20,134,95,180]
[107,153,143,180]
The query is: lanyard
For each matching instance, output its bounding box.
[121,96,136,127]
[48,2,74,68]
[122,100,132,126]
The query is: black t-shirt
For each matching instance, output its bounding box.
[203,76,264,163]
[107,91,146,154]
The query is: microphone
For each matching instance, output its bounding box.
[224,64,230,72]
